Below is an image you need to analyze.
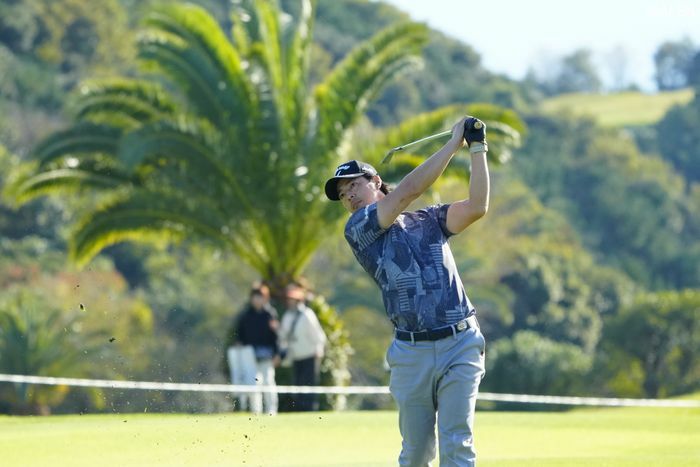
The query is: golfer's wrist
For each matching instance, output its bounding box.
[469,142,487,154]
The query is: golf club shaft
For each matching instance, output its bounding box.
[393,129,452,151]
[381,128,454,164]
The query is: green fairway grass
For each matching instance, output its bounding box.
[1,407,699,466]
[540,89,694,127]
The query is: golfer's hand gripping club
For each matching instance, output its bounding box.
[463,117,487,154]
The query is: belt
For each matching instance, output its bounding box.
[395,316,476,343]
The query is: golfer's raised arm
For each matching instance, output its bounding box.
[445,147,489,234]
[376,117,468,229]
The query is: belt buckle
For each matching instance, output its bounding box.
[456,320,467,331]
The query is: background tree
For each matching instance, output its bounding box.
[500,251,603,353]
[0,0,133,73]
[0,303,95,415]
[687,51,700,88]
[514,114,699,289]
[599,290,700,397]
[0,276,153,415]
[0,144,65,242]
[533,49,603,96]
[0,0,137,155]
[653,38,696,91]
[483,330,593,397]
[656,92,700,183]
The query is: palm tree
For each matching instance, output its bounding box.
[9,1,419,281]
[7,1,522,400]
[0,296,108,415]
[9,0,521,283]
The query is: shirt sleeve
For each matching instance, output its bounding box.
[425,203,454,238]
[344,202,387,252]
[303,308,327,348]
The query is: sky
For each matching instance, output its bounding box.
[381,0,700,91]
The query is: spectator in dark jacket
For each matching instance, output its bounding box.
[225,283,280,414]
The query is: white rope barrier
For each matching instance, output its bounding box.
[0,374,387,395]
[1,374,699,407]
[476,392,700,408]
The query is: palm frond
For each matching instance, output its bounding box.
[237,1,310,175]
[283,0,315,142]
[32,123,123,167]
[252,0,283,92]
[8,167,134,204]
[117,117,256,214]
[141,4,256,131]
[70,190,266,271]
[74,78,178,125]
[118,117,223,170]
[138,30,237,127]
[227,4,314,236]
[310,22,428,159]
[230,0,263,47]
[246,44,286,163]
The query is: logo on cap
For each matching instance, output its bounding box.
[335,165,351,176]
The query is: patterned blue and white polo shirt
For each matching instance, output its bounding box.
[344,202,475,332]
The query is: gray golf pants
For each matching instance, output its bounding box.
[386,325,486,467]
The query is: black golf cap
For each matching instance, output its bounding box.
[324,160,378,201]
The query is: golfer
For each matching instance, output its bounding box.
[325,116,488,466]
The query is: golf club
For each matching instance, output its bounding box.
[381,129,453,164]
[382,119,482,164]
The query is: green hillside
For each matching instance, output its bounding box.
[541,88,694,127]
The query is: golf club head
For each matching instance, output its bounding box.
[381,147,400,164]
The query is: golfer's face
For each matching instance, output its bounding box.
[337,176,376,213]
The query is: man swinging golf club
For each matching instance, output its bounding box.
[325,116,488,466]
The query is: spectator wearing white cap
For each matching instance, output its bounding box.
[279,283,327,411]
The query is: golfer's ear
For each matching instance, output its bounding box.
[372,175,382,190]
